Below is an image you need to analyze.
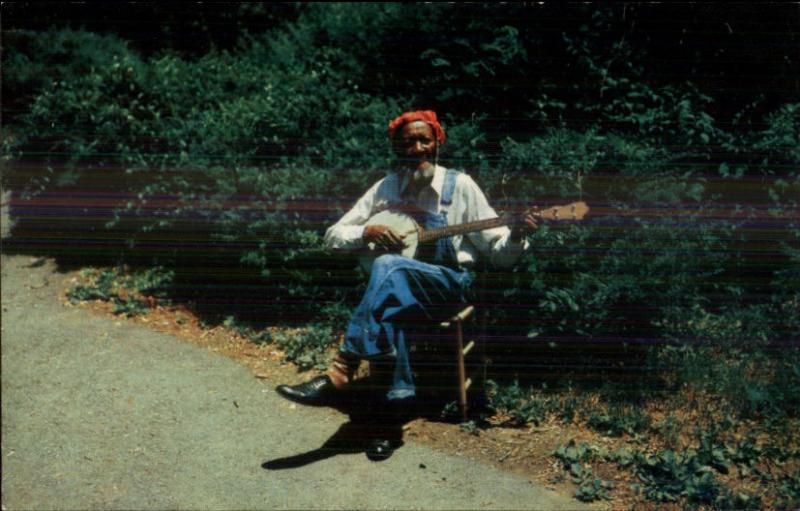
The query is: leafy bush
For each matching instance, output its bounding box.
[66,266,174,318]
[777,471,800,510]
[67,270,116,303]
[255,323,337,371]
[586,406,650,437]
[485,379,562,426]
[4,6,798,421]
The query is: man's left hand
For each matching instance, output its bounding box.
[511,206,540,239]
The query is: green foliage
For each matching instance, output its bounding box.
[123,266,174,299]
[67,270,116,303]
[2,29,135,122]
[222,315,252,337]
[66,267,174,318]
[586,406,650,437]
[631,448,727,504]
[777,471,800,509]
[485,380,557,426]
[5,6,799,444]
[553,434,776,507]
[552,441,615,502]
[459,420,480,436]
[571,465,614,502]
[243,302,350,370]
[256,323,336,371]
[653,345,800,421]
[487,380,593,428]
[553,440,604,467]
[112,296,150,318]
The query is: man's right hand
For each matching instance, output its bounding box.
[363,224,405,251]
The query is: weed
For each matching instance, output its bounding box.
[440,400,459,419]
[776,471,800,509]
[586,405,650,437]
[555,393,579,424]
[94,270,116,296]
[553,440,605,468]
[459,420,480,436]
[654,413,681,449]
[729,435,764,479]
[248,330,274,345]
[318,301,352,328]
[553,441,613,502]
[270,323,336,371]
[714,490,762,511]
[512,397,551,426]
[485,379,569,426]
[67,269,116,303]
[68,267,165,318]
[630,449,725,503]
[112,296,149,317]
[606,447,635,468]
[222,315,252,337]
[692,421,739,475]
[123,266,174,299]
[570,464,614,502]
[67,284,109,303]
[552,437,769,507]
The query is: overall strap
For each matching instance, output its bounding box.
[382,172,402,206]
[439,168,461,210]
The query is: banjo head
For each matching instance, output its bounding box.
[359,209,420,272]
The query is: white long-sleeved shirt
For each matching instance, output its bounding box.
[324,165,528,268]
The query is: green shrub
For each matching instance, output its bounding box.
[261,323,337,371]
[586,406,650,437]
[66,267,170,318]
[67,270,116,303]
[5,7,798,415]
[777,471,800,510]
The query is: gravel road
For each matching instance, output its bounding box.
[0,247,586,510]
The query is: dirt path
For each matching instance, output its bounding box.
[0,250,588,510]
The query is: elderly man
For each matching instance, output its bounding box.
[276,110,538,459]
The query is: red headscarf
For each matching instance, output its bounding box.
[388,110,446,145]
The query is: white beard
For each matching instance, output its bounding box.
[410,161,435,185]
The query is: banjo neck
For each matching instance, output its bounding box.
[417,216,509,244]
[416,201,589,245]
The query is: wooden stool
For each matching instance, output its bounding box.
[368,304,487,422]
[439,305,484,421]
[404,303,486,422]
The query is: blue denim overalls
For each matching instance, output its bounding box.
[341,169,473,400]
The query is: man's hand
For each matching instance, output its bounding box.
[363,224,405,251]
[511,206,540,240]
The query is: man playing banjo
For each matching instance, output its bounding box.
[276,110,540,459]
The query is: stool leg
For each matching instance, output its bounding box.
[455,319,468,422]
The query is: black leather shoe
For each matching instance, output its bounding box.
[275,375,336,406]
[366,438,398,461]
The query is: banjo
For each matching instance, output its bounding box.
[359,201,589,272]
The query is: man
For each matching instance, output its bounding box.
[276,110,538,460]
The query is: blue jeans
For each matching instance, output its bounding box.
[341,254,473,400]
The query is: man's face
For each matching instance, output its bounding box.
[393,120,437,173]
